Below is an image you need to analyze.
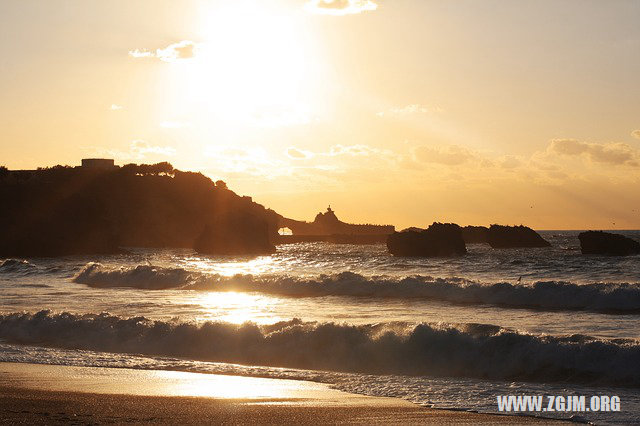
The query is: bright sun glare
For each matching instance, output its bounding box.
[169,2,319,128]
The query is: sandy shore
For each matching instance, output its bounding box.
[0,362,560,425]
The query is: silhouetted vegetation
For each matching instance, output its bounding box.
[0,163,281,257]
[579,231,640,256]
[387,222,466,257]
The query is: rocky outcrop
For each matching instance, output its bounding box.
[387,222,466,257]
[578,231,640,256]
[280,206,394,237]
[487,225,550,248]
[462,226,489,244]
[194,213,276,255]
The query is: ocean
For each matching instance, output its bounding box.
[1,230,639,424]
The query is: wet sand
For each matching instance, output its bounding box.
[0,362,561,425]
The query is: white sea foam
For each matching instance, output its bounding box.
[74,263,640,313]
[1,310,638,387]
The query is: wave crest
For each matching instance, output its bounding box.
[74,264,640,313]
[74,262,195,289]
[1,310,638,386]
[0,259,36,275]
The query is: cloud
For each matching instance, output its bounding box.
[413,145,476,166]
[129,140,176,157]
[83,140,176,161]
[129,40,197,63]
[286,147,315,159]
[328,144,382,156]
[128,49,154,58]
[548,139,639,167]
[377,104,442,117]
[632,130,640,139]
[109,104,123,111]
[306,0,377,15]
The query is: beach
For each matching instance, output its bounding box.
[0,362,557,425]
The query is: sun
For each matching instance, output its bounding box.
[167,1,321,128]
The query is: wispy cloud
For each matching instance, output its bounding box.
[85,140,176,161]
[109,104,123,111]
[286,147,315,159]
[413,144,476,166]
[129,40,197,63]
[306,0,378,15]
[130,140,176,157]
[377,104,442,117]
[632,130,640,139]
[548,139,639,167]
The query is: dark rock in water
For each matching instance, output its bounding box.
[487,225,550,248]
[195,213,276,255]
[387,222,466,257]
[578,231,640,256]
[462,226,489,244]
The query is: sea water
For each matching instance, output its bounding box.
[1,231,639,424]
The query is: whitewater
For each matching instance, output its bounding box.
[1,230,640,424]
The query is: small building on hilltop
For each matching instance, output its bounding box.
[81,158,115,169]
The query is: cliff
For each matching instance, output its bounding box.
[0,163,280,257]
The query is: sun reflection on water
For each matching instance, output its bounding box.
[181,255,277,276]
[189,291,284,325]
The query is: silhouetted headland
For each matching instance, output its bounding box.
[0,161,280,257]
[387,222,466,257]
[579,231,640,256]
[277,206,394,245]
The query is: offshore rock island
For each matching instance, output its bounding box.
[277,206,395,244]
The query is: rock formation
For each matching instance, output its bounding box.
[387,222,467,257]
[194,213,276,255]
[486,225,550,248]
[462,226,489,244]
[578,231,640,256]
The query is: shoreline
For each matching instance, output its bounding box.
[0,362,562,424]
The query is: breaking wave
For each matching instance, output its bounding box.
[0,259,37,275]
[74,263,640,314]
[1,310,638,387]
[74,263,196,289]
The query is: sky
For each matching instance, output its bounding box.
[1,0,639,229]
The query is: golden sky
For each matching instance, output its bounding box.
[1,0,639,229]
